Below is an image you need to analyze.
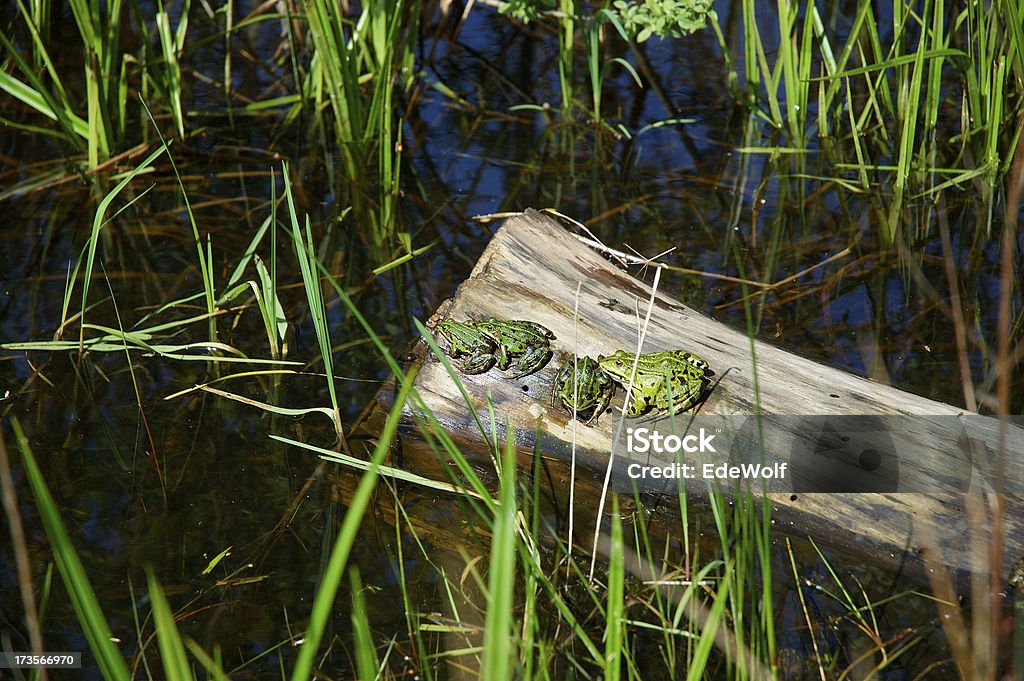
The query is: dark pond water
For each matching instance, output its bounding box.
[1,1,1020,678]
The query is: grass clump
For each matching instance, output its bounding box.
[713,0,1023,241]
[0,0,193,169]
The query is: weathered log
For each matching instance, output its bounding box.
[387,209,1023,577]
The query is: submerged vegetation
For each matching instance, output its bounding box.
[1,0,1022,679]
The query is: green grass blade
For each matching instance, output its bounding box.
[604,499,625,681]
[74,144,166,348]
[253,257,286,358]
[146,569,194,681]
[13,0,78,111]
[183,641,231,681]
[288,370,415,681]
[741,0,759,102]
[811,48,967,81]
[481,433,518,681]
[10,418,131,680]
[349,567,381,681]
[272,433,491,498]
[282,160,342,435]
[886,2,930,243]
[688,561,729,677]
[0,19,91,149]
[219,211,274,303]
[140,99,216,338]
[0,70,89,141]
[155,0,188,140]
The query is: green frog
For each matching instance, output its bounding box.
[551,355,615,425]
[598,350,711,417]
[433,319,500,374]
[473,318,555,378]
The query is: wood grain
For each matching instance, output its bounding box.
[382,209,1023,577]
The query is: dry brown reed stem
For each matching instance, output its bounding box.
[920,135,1024,681]
[0,431,49,681]
[993,123,1024,680]
[937,200,977,412]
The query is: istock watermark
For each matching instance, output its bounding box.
[625,461,789,481]
[623,425,788,486]
[610,414,1024,494]
[626,427,717,454]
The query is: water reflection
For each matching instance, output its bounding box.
[0,1,1017,676]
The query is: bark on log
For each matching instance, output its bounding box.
[385,208,1023,578]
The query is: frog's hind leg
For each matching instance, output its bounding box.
[660,380,709,418]
[551,363,571,405]
[507,347,552,378]
[461,353,497,374]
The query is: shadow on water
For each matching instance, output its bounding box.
[0,0,1019,677]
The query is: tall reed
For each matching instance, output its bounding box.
[298,0,415,252]
[0,0,190,168]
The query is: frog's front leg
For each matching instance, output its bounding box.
[507,346,552,378]
[623,387,650,417]
[491,344,513,372]
[461,352,497,374]
[585,382,614,425]
[621,373,662,417]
